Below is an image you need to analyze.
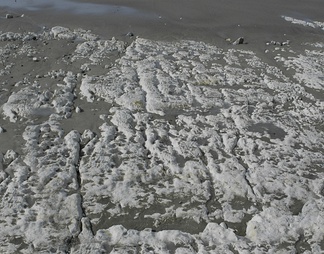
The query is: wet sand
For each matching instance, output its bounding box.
[1,0,324,44]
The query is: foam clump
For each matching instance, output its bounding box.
[283,16,324,31]
[2,87,54,122]
[1,70,80,122]
[51,26,77,40]
[50,26,100,41]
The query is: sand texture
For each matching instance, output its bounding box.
[0,0,324,253]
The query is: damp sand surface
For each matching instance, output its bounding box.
[1,0,324,44]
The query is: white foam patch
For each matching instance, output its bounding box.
[51,26,99,41]
[1,71,79,122]
[2,87,54,122]
[246,199,324,250]
[282,16,324,31]
[72,37,126,64]
[0,27,323,253]
[275,49,324,89]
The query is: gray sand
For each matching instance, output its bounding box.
[1,0,324,44]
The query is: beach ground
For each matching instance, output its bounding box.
[0,0,324,253]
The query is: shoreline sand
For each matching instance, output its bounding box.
[1,0,324,43]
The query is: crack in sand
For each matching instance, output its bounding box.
[75,142,95,238]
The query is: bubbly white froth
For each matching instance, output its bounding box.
[0,22,323,253]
